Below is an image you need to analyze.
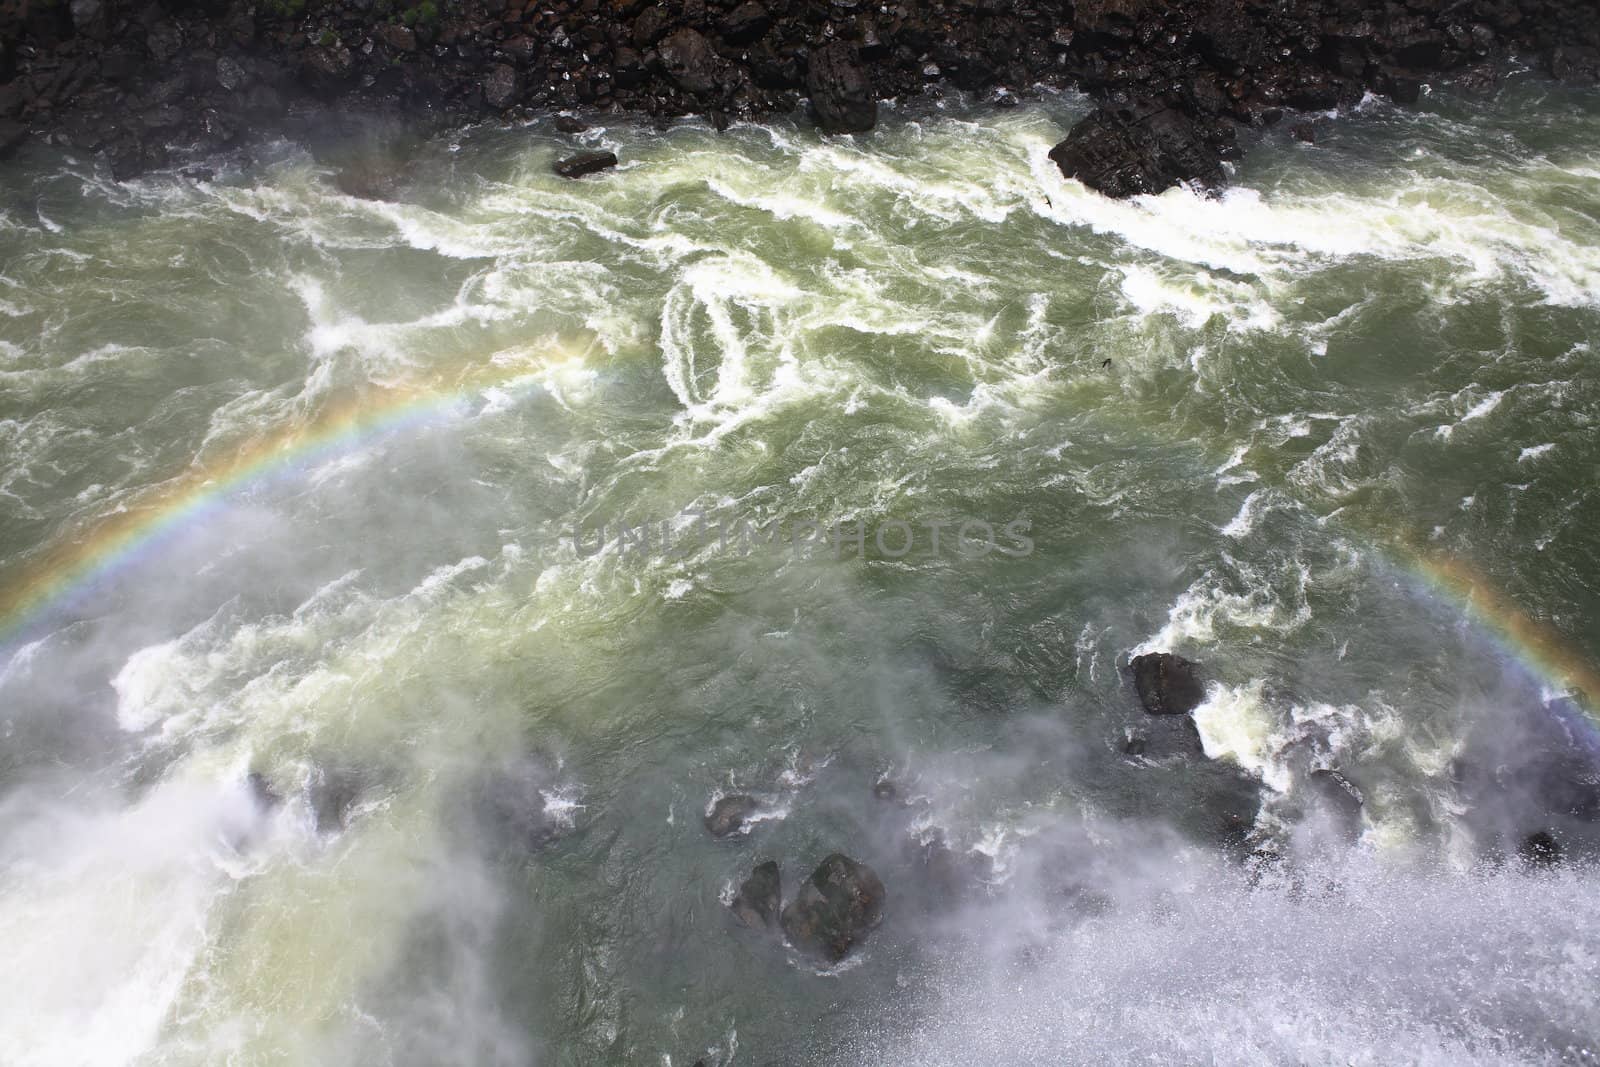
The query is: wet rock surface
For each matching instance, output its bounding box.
[704,793,761,837]
[1129,652,1206,716]
[730,859,782,928]
[552,149,618,178]
[780,852,885,962]
[0,0,1594,188]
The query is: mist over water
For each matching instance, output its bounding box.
[1,80,1599,1065]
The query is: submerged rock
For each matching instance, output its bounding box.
[1128,652,1206,715]
[474,761,569,853]
[1308,768,1365,818]
[310,766,364,833]
[553,151,618,179]
[1050,98,1235,199]
[780,853,885,962]
[1519,830,1562,867]
[731,859,782,928]
[704,793,762,838]
[247,770,282,811]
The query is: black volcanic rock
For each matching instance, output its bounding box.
[553,150,619,179]
[0,0,1596,186]
[659,27,722,97]
[722,2,773,46]
[780,853,885,962]
[1050,98,1235,198]
[1128,652,1207,715]
[806,40,875,134]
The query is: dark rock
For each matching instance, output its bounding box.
[310,766,364,833]
[473,760,569,853]
[1126,651,1207,715]
[780,853,885,962]
[302,46,355,96]
[705,793,761,837]
[215,56,247,93]
[1307,767,1364,819]
[1123,736,1148,756]
[554,114,590,133]
[1051,99,1233,199]
[806,40,875,134]
[145,21,183,64]
[914,836,991,905]
[659,27,721,96]
[721,1,772,46]
[333,157,406,199]
[483,63,519,109]
[377,24,418,54]
[872,778,898,801]
[731,859,782,927]
[1519,830,1562,866]
[553,149,619,178]
[247,770,282,810]
[0,119,27,159]
[1290,122,1316,144]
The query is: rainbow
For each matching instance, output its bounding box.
[1384,540,1600,715]
[1,340,1596,728]
[0,343,589,649]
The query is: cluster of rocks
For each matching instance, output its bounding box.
[1125,649,1594,865]
[731,852,886,962]
[2,0,1598,190]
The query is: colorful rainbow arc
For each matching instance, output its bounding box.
[0,342,1595,722]
[0,346,586,648]
[1395,546,1600,714]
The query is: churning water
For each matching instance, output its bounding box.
[1,79,1598,1065]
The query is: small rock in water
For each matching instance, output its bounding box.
[872,778,899,802]
[247,770,282,811]
[1123,736,1148,756]
[554,115,589,134]
[553,150,618,179]
[1519,830,1562,867]
[731,859,781,928]
[704,793,761,837]
[780,853,885,962]
[310,766,364,833]
[474,760,568,853]
[1128,652,1206,715]
[1308,767,1364,817]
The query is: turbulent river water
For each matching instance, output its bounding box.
[2,79,1600,1066]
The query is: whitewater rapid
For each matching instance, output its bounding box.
[0,82,1598,1065]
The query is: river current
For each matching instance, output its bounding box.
[1,81,1598,1065]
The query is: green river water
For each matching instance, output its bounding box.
[1,80,1599,1065]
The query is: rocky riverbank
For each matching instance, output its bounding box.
[2,0,1599,192]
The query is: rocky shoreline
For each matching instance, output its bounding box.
[2,0,1598,194]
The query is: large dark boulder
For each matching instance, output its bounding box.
[1128,652,1207,715]
[1050,98,1235,198]
[553,150,618,178]
[806,40,876,134]
[731,859,782,928]
[659,27,722,96]
[721,2,772,46]
[780,853,885,962]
